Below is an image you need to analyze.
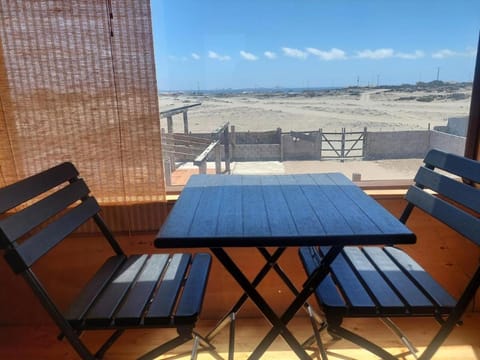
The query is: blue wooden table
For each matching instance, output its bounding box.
[155,173,415,359]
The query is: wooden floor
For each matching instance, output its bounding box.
[1,314,479,359]
[170,168,216,186]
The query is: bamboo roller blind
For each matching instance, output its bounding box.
[0,0,165,203]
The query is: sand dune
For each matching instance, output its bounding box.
[159,85,471,133]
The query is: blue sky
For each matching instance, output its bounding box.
[151,0,479,91]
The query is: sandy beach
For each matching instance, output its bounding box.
[159,84,471,134]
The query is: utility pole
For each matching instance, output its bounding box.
[436,67,440,81]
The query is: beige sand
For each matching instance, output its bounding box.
[161,85,470,181]
[159,86,471,133]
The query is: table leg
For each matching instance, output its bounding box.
[258,248,324,325]
[248,246,343,359]
[206,248,287,342]
[211,248,312,360]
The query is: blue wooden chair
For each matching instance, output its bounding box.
[0,162,216,359]
[300,149,480,359]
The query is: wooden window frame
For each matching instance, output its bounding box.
[465,34,480,160]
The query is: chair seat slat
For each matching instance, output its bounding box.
[299,247,347,315]
[85,255,148,326]
[114,254,170,325]
[65,255,126,326]
[318,247,377,311]
[174,253,212,324]
[385,247,456,310]
[363,247,435,311]
[342,247,406,312]
[145,254,191,325]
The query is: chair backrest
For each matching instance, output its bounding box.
[0,162,123,274]
[401,149,480,248]
[395,149,480,359]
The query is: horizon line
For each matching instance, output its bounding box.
[158,80,473,93]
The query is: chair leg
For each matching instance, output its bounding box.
[191,336,200,360]
[95,329,125,359]
[228,312,235,360]
[329,325,398,360]
[307,306,328,360]
[381,318,418,359]
[137,334,192,360]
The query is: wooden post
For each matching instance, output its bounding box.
[161,128,174,173]
[315,129,322,160]
[224,126,231,173]
[183,111,189,134]
[231,125,236,161]
[167,116,173,133]
[215,145,222,174]
[164,159,172,186]
[341,127,346,162]
[198,161,207,174]
[276,127,282,143]
[279,128,284,161]
[362,127,367,159]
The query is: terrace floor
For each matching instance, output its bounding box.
[169,159,423,186]
[1,314,479,359]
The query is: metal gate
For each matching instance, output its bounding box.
[320,127,366,161]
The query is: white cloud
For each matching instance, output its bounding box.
[396,50,425,59]
[465,47,477,57]
[356,48,395,59]
[240,50,258,61]
[306,47,347,60]
[264,51,277,59]
[208,51,231,61]
[355,48,426,60]
[282,47,308,59]
[191,53,200,60]
[432,48,475,59]
[432,49,457,59]
[168,55,188,62]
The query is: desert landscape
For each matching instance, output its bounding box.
[159,82,472,134]
[158,82,472,182]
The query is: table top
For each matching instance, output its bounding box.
[155,173,415,248]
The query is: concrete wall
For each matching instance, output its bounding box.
[172,129,466,163]
[282,135,320,160]
[231,144,280,161]
[434,116,469,137]
[429,130,466,156]
[364,131,430,160]
[233,129,281,144]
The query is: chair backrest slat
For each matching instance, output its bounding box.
[406,149,480,247]
[0,179,90,247]
[4,197,100,273]
[0,163,78,213]
[406,185,480,246]
[424,149,480,183]
[414,166,480,214]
